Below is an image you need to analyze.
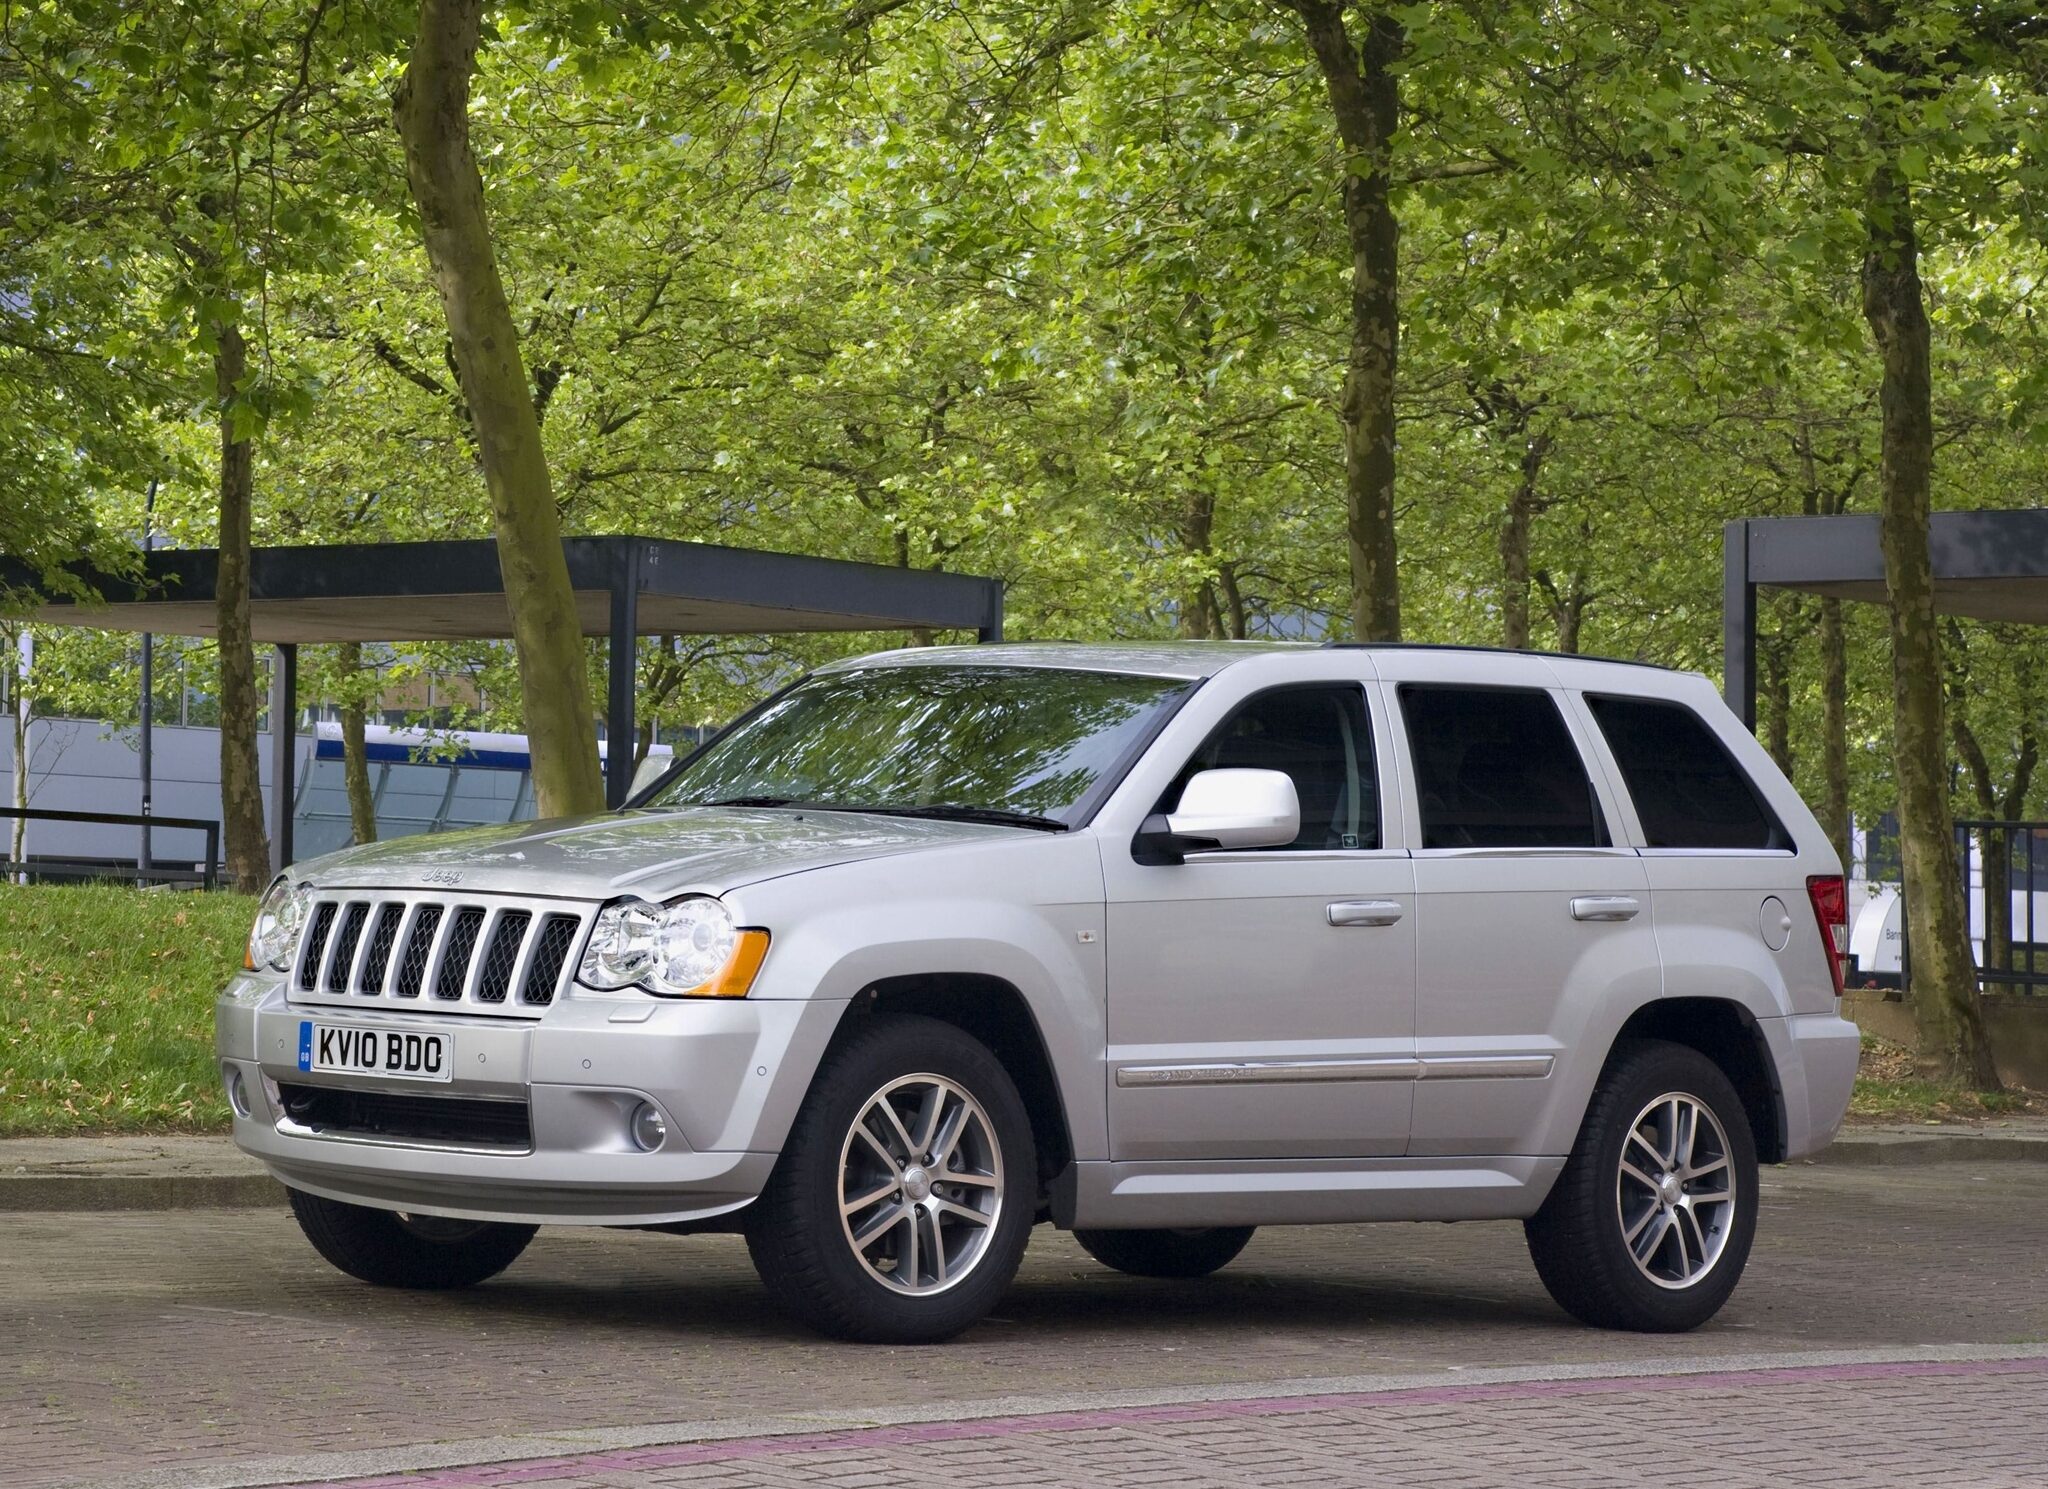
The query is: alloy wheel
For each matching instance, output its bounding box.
[837,1073,1003,1296]
[1614,1091,1737,1290]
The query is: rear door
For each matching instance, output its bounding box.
[1378,653,1659,1158]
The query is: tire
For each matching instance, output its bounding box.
[1073,1226,1255,1279]
[745,1013,1037,1344]
[1525,1038,1759,1332]
[287,1187,536,1290]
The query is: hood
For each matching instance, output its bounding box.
[291,806,1013,901]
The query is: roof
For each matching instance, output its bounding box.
[824,639,1673,681]
[1737,510,2048,623]
[5,535,1004,643]
[824,640,1314,680]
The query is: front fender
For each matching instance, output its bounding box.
[724,837,1109,1161]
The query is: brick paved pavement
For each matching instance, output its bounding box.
[299,1356,2048,1489]
[8,1164,2048,1489]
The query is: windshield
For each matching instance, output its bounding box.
[646,665,1193,826]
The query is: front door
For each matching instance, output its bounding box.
[1105,681,1416,1161]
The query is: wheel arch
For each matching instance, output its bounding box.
[839,972,1075,1211]
[1610,998,1788,1164]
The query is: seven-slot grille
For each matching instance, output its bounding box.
[292,893,587,1017]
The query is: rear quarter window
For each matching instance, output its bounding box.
[1586,694,1788,851]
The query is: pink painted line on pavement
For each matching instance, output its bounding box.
[304,1355,2048,1489]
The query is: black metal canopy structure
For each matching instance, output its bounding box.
[1724,509,2048,728]
[10,534,1005,866]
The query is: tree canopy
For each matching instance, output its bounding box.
[5,0,2048,1074]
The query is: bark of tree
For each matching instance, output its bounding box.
[1177,486,1222,639]
[6,627,25,882]
[1861,159,2000,1087]
[336,641,378,846]
[393,0,603,819]
[1291,0,1403,642]
[1497,431,1550,650]
[214,320,271,892]
[1819,596,1852,868]
[1795,424,1855,866]
[1760,631,1794,777]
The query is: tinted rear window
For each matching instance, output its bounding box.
[1586,694,1787,850]
[1401,685,1604,849]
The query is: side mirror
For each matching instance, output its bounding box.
[1133,768,1301,864]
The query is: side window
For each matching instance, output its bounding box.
[1401,685,1604,849]
[1587,694,1788,851]
[1163,685,1379,850]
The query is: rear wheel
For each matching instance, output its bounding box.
[287,1188,535,1290]
[1073,1226,1255,1279]
[1525,1039,1758,1332]
[746,1014,1037,1344]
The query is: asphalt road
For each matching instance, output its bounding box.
[7,1162,2047,1489]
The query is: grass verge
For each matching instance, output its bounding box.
[0,882,252,1135]
[1849,1033,2042,1124]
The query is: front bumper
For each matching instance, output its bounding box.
[215,973,842,1226]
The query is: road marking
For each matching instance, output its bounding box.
[59,1341,2048,1489]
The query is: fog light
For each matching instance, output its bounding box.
[630,1101,667,1152]
[224,1064,250,1119]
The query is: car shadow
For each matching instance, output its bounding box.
[402,1258,1572,1343]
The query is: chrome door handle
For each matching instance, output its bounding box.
[1571,895,1641,922]
[1327,900,1404,927]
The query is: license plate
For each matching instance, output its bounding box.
[297,1021,453,1082]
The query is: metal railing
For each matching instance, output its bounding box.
[0,806,221,890]
[1954,819,2048,993]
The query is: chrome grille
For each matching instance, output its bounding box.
[523,915,579,1006]
[435,908,485,1000]
[393,905,443,998]
[475,911,530,1003]
[289,892,590,1018]
[297,902,338,991]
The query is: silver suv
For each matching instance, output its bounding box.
[218,643,1859,1342]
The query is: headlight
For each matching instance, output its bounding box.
[579,895,769,998]
[246,877,310,972]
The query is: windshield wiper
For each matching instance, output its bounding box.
[698,795,807,808]
[831,802,1070,833]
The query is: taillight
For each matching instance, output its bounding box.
[1806,874,1848,998]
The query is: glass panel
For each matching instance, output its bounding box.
[650,666,1191,825]
[1159,686,1378,851]
[1587,694,1786,851]
[1402,685,1601,849]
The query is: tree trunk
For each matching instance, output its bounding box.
[1177,486,1222,639]
[214,321,272,893]
[336,641,378,846]
[6,627,25,882]
[1497,431,1549,650]
[1293,1,1403,642]
[1861,161,1999,1088]
[393,0,603,819]
[1819,596,1851,869]
[1759,630,1793,777]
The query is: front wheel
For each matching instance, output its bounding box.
[1525,1039,1759,1332]
[1074,1226,1255,1279]
[745,1014,1038,1344]
[288,1188,536,1290]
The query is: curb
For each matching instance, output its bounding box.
[1808,1132,2048,1167]
[0,1173,284,1212]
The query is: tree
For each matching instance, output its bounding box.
[1283,0,1405,640]
[392,0,603,818]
